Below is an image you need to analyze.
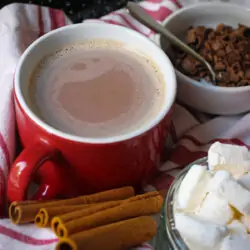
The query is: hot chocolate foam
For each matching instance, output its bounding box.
[29,40,165,138]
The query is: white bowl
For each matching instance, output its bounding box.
[153,3,250,115]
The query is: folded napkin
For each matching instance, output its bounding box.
[1,0,250,249]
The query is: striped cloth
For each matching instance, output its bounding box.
[1,0,250,249]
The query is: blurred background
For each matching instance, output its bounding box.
[0,0,141,23]
[1,1,243,25]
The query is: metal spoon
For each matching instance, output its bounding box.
[127,1,217,83]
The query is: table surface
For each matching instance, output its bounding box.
[0,0,141,23]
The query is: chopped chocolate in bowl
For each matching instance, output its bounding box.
[172,24,250,87]
[156,2,250,115]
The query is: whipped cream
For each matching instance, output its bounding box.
[173,142,250,250]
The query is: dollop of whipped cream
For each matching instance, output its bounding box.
[174,142,250,250]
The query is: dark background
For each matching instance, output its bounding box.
[0,0,141,23]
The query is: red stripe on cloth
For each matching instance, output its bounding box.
[169,145,207,166]
[181,135,250,149]
[38,7,44,37]
[146,0,163,3]
[146,0,181,8]
[112,13,150,37]
[0,225,58,245]
[143,6,174,22]
[49,9,66,30]
[101,19,127,26]
[229,138,250,148]
[0,134,11,170]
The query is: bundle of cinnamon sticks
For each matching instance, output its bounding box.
[9,186,164,250]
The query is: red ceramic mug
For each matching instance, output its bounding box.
[8,23,176,202]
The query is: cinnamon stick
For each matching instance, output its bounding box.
[56,216,157,250]
[9,186,134,224]
[50,190,159,234]
[51,200,121,234]
[51,191,160,234]
[126,191,160,202]
[35,204,92,228]
[56,186,135,205]
[57,195,163,238]
[9,201,62,225]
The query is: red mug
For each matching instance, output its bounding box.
[8,23,176,202]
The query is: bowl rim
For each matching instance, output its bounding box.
[159,2,250,93]
[162,157,208,250]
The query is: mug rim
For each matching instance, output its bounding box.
[15,22,176,144]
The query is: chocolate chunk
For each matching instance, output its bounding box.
[231,62,242,73]
[216,23,226,33]
[227,51,240,65]
[216,24,233,34]
[181,56,200,75]
[225,44,233,53]
[215,61,226,71]
[211,40,224,51]
[186,28,197,45]
[243,61,250,69]
[243,43,250,53]
[245,69,250,79]
[230,70,244,82]
[186,26,207,50]
[243,28,250,37]
[172,23,250,86]
[239,24,247,29]
[200,47,213,62]
[216,49,226,57]
[222,35,230,42]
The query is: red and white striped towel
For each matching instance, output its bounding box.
[1,0,250,249]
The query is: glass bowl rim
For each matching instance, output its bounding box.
[161,157,208,250]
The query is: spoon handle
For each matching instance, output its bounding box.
[127,2,216,82]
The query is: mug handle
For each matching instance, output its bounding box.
[7,141,73,202]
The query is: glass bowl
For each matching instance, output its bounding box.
[155,157,208,250]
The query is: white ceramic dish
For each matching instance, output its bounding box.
[153,3,250,115]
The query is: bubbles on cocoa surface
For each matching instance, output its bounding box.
[30,39,165,138]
